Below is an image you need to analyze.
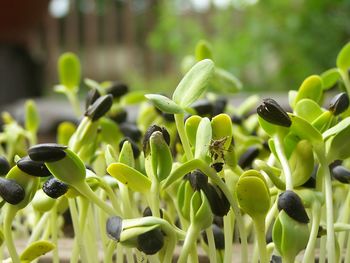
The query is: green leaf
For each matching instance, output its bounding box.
[195,40,213,61]
[327,123,350,161]
[321,68,341,90]
[25,100,40,133]
[323,116,350,141]
[99,117,122,146]
[121,91,146,105]
[20,240,55,262]
[45,149,86,185]
[209,67,242,94]
[177,180,194,221]
[145,94,184,114]
[119,141,135,168]
[150,132,173,182]
[294,99,323,123]
[185,115,202,146]
[190,190,213,230]
[57,122,76,145]
[107,163,151,193]
[58,52,81,90]
[336,42,350,72]
[236,170,270,219]
[195,118,212,160]
[289,114,323,146]
[173,59,215,107]
[311,111,334,133]
[289,140,314,187]
[272,210,309,262]
[294,75,323,106]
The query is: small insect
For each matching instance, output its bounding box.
[209,136,230,160]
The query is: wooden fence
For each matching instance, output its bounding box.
[42,0,160,87]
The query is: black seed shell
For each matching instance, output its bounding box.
[202,224,225,250]
[0,177,25,205]
[204,183,230,217]
[119,122,142,142]
[142,206,163,218]
[142,125,170,154]
[106,216,123,241]
[119,137,141,159]
[257,98,291,127]
[42,177,69,199]
[277,190,309,224]
[17,156,51,177]
[85,88,101,110]
[28,143,67,162]
[137,228,164,255]
[328,92,349,116]
[110,109,128,124]
[0,156,10,176]
[85,94,113,121]
[188,170,208,191]
[191,100,214,116]
[331,165,350,184]
[238,146,260,169]
[105,82,129,98]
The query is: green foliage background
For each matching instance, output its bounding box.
[145,0,350,92]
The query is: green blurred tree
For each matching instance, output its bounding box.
[147,0,350,92]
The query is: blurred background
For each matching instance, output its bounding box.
[0,0,350,105]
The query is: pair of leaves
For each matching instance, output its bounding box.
[146,59,215,114]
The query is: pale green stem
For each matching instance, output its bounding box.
[74,181,116,216]
[344,235,350,263]
[68,198,89,263]
[319,231,327,263]
[274,134,293,190]
[51,205,59,263]
[319,158,336,263]
[86,204,99,263]
[66,89,82,117]
[189,246,199,263]
[106,241,117,263]
[3,206,20,263]
[340,70,350,97]
[337,188,350,250]
[174,113,194,160]
[253,217,268,263]
[163,234,177,263]
[205,227,217,263]
[223,210,234,263]
[302,202,321,263]
[177,224,200,263]
[116,244,124,263]
[149,181,161,218]
[98,191,109,259]
[28,212,50,244]
[125,248,134,263]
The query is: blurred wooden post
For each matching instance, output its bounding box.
[122,0,135,69]
[64,0,79,53]
[103,0,118,80]
[83,4,99,79]
[44,13,60,86]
